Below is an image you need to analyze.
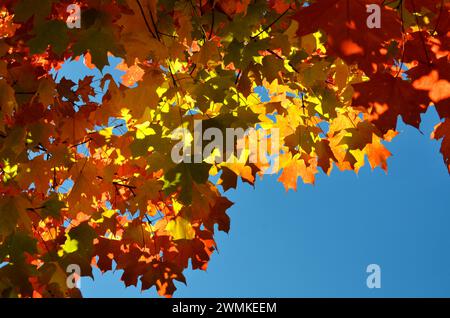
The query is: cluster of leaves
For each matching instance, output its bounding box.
[0,0,448,297]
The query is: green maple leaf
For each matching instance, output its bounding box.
[72,27,125,69]
[13,0,54,23]
[163,162,212,205]
[28,20,69,55]
[42,194,66,219]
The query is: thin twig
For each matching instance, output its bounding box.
[266,49,299,73]
[70,137,92,148]
[251,7,291,40]
[136,0,157,39]
[208,7,215,40]
[148,8,161,42]
[431,0,444,35]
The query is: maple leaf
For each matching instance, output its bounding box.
[27,20,69,56]
[0,0,448,298]
[165,232,216,270]
[77,76,96,103]
[269,0,292,14]
[0,196,29,238]
[278,153,318,191]
[404,0,442,13]
[41,193,65,219]
[0,80,17,121]
[352,73,430,133]
[141,261,186,297]
[315,139,338,174]
[163,162,212,205]
[72,26,125,69]
[402,31,448,65]
[432,119,450,173]
[56,78,77,102]
[407,57,450,119]
[293,0,401,71]
[365,135,391,172]
[12,0,54,23]
[36,77,57,106]
[166,216,196,241]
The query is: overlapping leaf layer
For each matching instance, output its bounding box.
[0,0,448,297]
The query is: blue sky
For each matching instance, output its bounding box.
[58,57,450,297]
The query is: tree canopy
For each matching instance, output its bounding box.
[0,0,449,297]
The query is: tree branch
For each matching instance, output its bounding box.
[136,0,157,39]
[251,7,291,41]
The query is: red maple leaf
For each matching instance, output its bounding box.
[352,73,430,133]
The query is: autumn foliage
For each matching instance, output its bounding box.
[0,0,449,297]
